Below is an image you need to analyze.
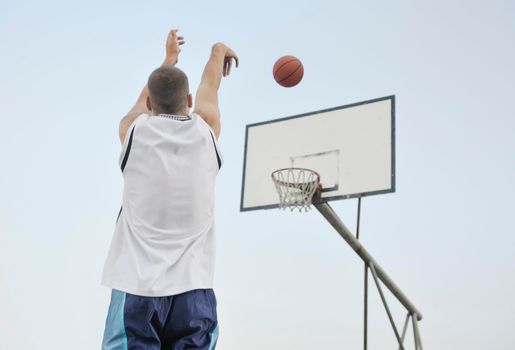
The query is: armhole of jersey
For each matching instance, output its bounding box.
[121,114,145,143]
[116,205,123,223]
[118,113,146,170]
[193,113,223,170]
[119,122,137,171]
[208,129,223,170]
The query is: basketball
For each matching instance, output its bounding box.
[273,55,304,87]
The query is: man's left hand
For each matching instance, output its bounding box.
[165,29,185,64]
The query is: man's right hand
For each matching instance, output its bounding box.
[223,47,239,77]
[212,43,239,77]
[194,43,240,139]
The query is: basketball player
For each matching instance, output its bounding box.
[100,29,238,350]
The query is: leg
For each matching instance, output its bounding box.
[102,289,172,350]
[162,289,219,350]
[102,290,128,350]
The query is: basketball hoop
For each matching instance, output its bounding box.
[271,168,321,212]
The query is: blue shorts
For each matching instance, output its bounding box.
[101,288,218,350]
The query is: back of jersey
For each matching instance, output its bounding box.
[102,113,223,297]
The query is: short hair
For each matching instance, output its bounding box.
[147,65,189,115]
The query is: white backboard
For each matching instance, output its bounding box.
[240,96,395,211]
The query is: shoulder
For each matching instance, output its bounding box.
[191,113,219,139]
[120,113,149,144]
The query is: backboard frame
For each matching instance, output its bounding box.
[240,95,396,212]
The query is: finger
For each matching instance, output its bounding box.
[227,57,233,75]
[177,36,184,40]
[178,40,185,45]
[234,55,239,68]
[224,58,229,76]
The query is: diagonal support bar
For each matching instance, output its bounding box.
[314,202,423,321]
[369,263,405,349]
[399,313,411,350]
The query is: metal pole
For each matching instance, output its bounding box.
[411,314,419,350]
[356,197,362,239]
[412,314,424,350]
[363,265,368,350]
[355,197,368,350]
[314,202,423,321]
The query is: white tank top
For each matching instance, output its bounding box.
[101,113,222,297]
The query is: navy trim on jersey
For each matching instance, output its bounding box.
[208,131,222,170]
[116,206,122,223]
[121,126,136,172]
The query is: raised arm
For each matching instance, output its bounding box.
[118,29,185,144]
[194,43,239,139]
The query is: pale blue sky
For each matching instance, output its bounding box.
[1,1,514,349]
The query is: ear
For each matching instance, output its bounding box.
[146,96,152,111]
[188,94,193,108]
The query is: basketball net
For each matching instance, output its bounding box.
[271,168,321,212]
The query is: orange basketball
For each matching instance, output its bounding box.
[273,55,304,87]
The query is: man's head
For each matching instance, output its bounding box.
[146,65,192,116]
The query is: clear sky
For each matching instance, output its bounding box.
[1,1,514,349]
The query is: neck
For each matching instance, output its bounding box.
[152,110,188,116]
